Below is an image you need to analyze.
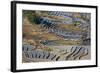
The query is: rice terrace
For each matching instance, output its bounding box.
[22,10,91,63]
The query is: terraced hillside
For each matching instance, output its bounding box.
[22,10,91,63]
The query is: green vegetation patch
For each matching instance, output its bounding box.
[23,10,39,24]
